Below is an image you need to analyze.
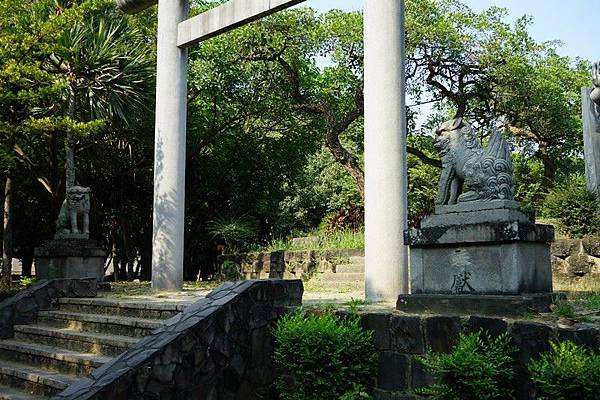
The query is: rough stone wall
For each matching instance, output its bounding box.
[54,279,303,400]
[357,312,599,400]
[220,241,600,290]
[217,249,364,280]
[552,238,600,288]
[0,278,97,339]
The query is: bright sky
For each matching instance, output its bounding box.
[302,0,597,62]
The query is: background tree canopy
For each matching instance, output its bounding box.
[0,0,593,284]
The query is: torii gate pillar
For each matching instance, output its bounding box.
[151,0,189,290]
[118,0,306,291]
[364,0,409,301]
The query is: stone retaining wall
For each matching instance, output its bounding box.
[220,239,600,290]
[0,278,97,339]
[551,238,600,288]
[54,279,303,400]
[217,249,364,280]
[357,312,599,400]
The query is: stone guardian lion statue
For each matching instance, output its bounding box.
[56,186,91,236]
[592,61,600,111]
[434,118,514,205]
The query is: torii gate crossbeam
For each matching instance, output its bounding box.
[118,0,409,300]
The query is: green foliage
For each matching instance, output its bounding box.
[18,276,36,288]
[219,260,240,281]
[529,341,600,400]
[551,299,577,320]
[273,310,377,400]
[417,330,516,400]
[338,384,373,400]
[259,230,364,253]
[207,215,257,253]
[541,175,600,237]
[581,292,600,310]
[512,154,545,211]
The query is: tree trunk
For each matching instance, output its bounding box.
[21,249,33,277]
[539,147,557,191]
[325,128,365,201]
[1,174,13,288]
[65,88,76,190]
[111,225,120,282]
[120,215,135,281]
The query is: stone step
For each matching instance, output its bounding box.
[57,298,186,320]
[326,280,364,290]
[320,272,365,282]
[0,384,45,400]
[334,264,364,273]
[13,325,137,358]
[349,256,365,264]
[0,361,76,397]
[0,340,109,377]
[36,311,163,338]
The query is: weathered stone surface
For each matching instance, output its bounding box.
[390,315,423,354]
[217,249,364,284]
[434,119,514,205]
[421,208,533,228]
[550,239,600,288]
[54,280,303,400]
[435,200,520,214]
[55,186,91,239]
[398,294,553,317]
[510,321,553,362]
[35,239,107,282]
[583,62,600,194]
[363,311,600,400]
[361,313,391,350]
[466,315,508,338]
[407,220,554,247]
[556,326,600,350]
[410,357,435,389]
[0,278,97,339]
[423,316,461,353]
[377,352,410,391]
[410,241,552,295]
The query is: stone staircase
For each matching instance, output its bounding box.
[0,297,191,399]
[317,255,365,291]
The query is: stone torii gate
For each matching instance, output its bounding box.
[117,0,408,301]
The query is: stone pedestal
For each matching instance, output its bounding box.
[34,240,107,281]
[402,201,554,314]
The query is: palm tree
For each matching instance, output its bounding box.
[46,10,154,190]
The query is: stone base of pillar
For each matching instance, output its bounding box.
[34,239,107,282]
[405,201,554,296]
[396,293,557,317]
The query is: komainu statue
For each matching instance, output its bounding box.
[56,186,91,237]
[434,118,514,205]
[592,61,600,112]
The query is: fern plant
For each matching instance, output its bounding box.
[529,340,600,400]
[417,330,516,400]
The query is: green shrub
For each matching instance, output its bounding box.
[273,310,377,400]
[541,175,600,237]
[417,330,516,400]
[529,340,600,400]
[19,276,36,288]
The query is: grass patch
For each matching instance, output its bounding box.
[581,292,600,310]
[252,230,365,253]
[102,280,221,298]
